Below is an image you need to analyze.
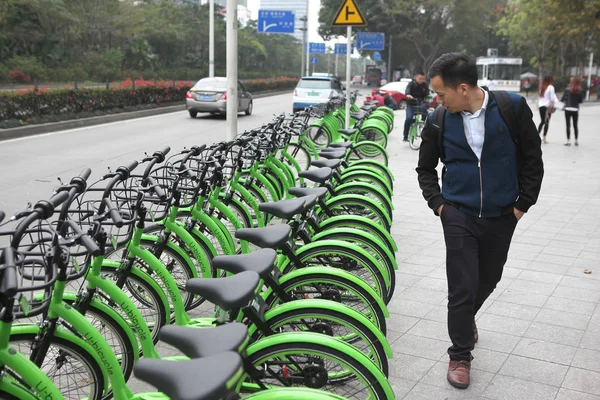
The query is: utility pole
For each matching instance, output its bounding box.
[587,52,594,100]
[226,0,238,140]
[299,15,308,77]
[387,34,392,81]
[209,0,215,77]
[304,0,310,77]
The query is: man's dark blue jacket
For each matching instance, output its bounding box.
[416,90,544,218]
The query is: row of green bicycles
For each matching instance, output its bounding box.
[0,95,398,400]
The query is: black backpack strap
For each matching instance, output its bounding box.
[430,106,446,162]
[491,90,520,145]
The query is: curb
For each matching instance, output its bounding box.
[0,89,290,141]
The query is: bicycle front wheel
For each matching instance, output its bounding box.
[409,121,425,150]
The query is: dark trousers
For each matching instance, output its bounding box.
[537,106,551,137]
[403,103,428,139]
[565,110,579,140]
[440,204,518,361]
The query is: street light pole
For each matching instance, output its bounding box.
[209,0,215,77]
[226,0,238,141]
[300,16,307,77]
[305,0,310,77]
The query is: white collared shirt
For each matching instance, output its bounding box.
[460,88,489,160]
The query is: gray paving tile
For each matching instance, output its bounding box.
[513,235,552,246]
[507,249,539,261]
[572,348,600,373]
[520,229,558,239]
[499,354,569,386]
[403,254,445,267]
[387,298,436,319]
[395,273,425,286]
[543,296,597,316]
[543,246,584,258]
[566,266,600,281]
[560,276,600,291]
[534,308,591,330]
[392,333,448,360]
[389,377,416,399]
[425,267,447,280]
[485,300,541,321]
[406,319,448,342]
[525,322,585,347]
[510,242,545,254]
[397,263,438,277]
[577,251,600,261]
[497,289,549,307]
[580,331,600,352]
[471,347,510,373]
[588,314,600,333]
[483,374,559,400]
[418,361,494,396]
[534,253,576,266]
[504,257,534,269]
[555,388,600,400]
[475,329,521,353]
[553,285,600,303]
[387,315,420,334]
[387,352,437,381]
[518,269,565,285]
[512,337,577,365]
[422,305,447,324]
[502,267,523,279]
[403,381,483,400]
[476,313,532,336]
[563,368,600,396]
[397,286,448,305]
[413,276,447,292]
[521,260,573,275]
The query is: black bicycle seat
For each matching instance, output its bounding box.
[211,248,277,279]
[298,167,333,184]
[186,270,259,311]
[319,151,346,160]
[351,111,367,120]
[338,129,357,136]
[159,323,248,358]
[259,197,306,220]
[288,186,329,200]
[311,159,342,169]
[329,141,353,149]
[302,194,318,209]
[361,104,377,112]
[235,224,291,249]
[134,351,242,400]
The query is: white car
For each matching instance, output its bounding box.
[292,77,344,112]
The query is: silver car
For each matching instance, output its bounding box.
[186,77,253,118]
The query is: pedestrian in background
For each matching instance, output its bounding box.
[537,75,559,144]
[560,77,585,146]
[524,79,531,97]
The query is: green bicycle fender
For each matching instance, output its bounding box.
[281,147,304,186]
[9,324,110,393]
[368,111,394,127]
[260,165,286,200]
[140,233,200,279]
[246,299,392,358]
[213,200,251,253]
[194,211,236,255]
[299,135,320,160]
[333,182,394,210]
[218,194,256,230]
[361,119,390,133]
[270,157,296,194]
[280,239,391,289]
[338,169,393,197]
[324,194,392,229]
[243,332,394,399]
[263,161,290,199]
[345,140,389,158]
[347,159,395,181]
[319,215,397,252]
[242,387,349,400]
[277,266,389,317]
[0,378,40,400]
[251,170,280,202]
[60,292,141,361]
[231,182,265,227]
[312,228,398,271]
[101,260,171,318]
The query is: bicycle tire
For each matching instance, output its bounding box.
[99,266,168,344]
[321,196,392,233]
[356,127,387,149]
[9,334,106,400]
[333,185,393,218]
[346,142,388,166]
[319,216,396,254]
[240,335,392,399]
[254,305,389,376]
[267,270,387,335]
[409,121,425,150]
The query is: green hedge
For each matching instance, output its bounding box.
[0,76,299,127]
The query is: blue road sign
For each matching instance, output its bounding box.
[373,51,382,61]
[310,57,318,65]
[309,42,326,54]
[356,32,385,50]
[257,10,295,33]
[334,43,355,55]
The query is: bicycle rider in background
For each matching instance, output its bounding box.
[403,71,430,142]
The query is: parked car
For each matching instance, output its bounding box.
[352,75,363,84]
[292,76,344,112]
[185,77,253,118]
[371,81,437,109]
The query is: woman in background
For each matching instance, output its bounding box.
[560,77,585,146]
[538,75,559,144]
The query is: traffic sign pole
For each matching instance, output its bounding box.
[345,26,352,130]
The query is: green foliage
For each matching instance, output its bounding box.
[88,50,125,81]
[3,55,48,81]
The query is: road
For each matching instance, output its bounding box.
[0,86,374,216]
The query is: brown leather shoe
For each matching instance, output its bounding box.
[473,319,478,344]
[447,360,471,389]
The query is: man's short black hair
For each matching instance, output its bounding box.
[414,71,425,76]
[428,53,478,88]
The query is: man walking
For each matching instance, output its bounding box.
[416,53,544,389]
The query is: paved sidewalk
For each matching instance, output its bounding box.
[386,101,600,399]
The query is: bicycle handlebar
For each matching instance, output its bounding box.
[0,247,18,297]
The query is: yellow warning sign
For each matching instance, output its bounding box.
[332,0,367,26]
